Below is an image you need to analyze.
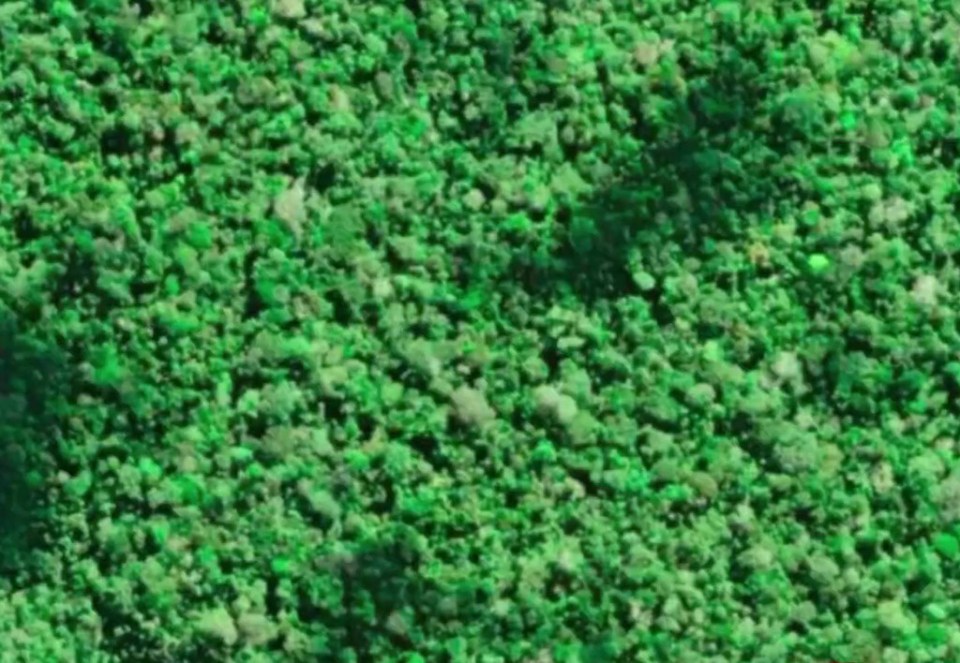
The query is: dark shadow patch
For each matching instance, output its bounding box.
[426,14,826,322]
[241,247,263,321]
[309,162,338,195]
[401,0,422,17]
[0,309,71,578]
[99,125,137,158]
[520,59,785,306]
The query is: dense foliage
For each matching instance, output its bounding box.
[2,0,960,661]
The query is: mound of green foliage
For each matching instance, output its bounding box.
[2,0,960,661]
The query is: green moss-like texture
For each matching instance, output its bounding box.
[2,1,960,661]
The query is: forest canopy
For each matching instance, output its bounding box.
[1,1,960,662]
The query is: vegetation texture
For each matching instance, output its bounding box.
[2,1,960,661]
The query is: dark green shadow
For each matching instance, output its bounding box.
[0,309,70,578]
